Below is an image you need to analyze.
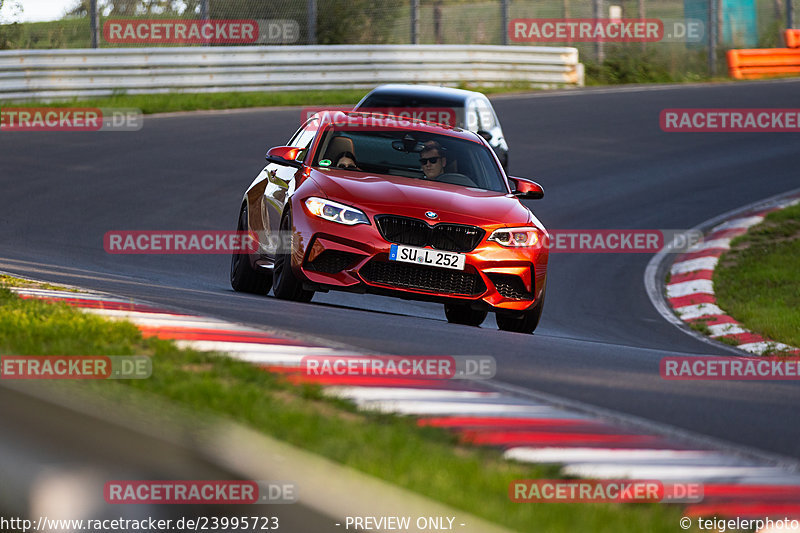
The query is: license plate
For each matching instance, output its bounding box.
[389,244,465,271]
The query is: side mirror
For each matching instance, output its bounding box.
[477,130,493,141]
[266,146,303,168]
[508,176,544,200]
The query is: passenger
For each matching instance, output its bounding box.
[334,151,360,170]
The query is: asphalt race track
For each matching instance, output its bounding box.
[2,79,799,461]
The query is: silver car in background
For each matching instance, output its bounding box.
[354,84,510,171]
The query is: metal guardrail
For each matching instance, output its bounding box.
[0,45,583,101]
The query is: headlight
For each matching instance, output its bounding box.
[488,227,540,247]
[304,197,370,226]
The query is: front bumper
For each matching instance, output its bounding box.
[290,206,548,312]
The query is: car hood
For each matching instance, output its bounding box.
[307,171,534,227]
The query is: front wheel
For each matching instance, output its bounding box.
[495,292,545,334]
[230,204,272,294]
[272,210,314,303]
[444,303,488,327]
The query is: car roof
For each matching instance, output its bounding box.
[311,110,484,143]
[361,84,487,106]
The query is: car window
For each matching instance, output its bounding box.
[359,93,466,129]
[476,99,496,129]
[312,127,507,193]
[360,94,460,109]
[466,101,480,131]
[289,118,319,162]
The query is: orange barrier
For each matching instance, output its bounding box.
[786,29,800,48]
[727,47,800,79]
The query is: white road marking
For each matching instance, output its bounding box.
[562,463,798,482]
[505,447,715,464]
[736,341,796,355]
[173,339,348,356]
[707,323,747,337]
[83,309,262,332]
[9,287,130,303]
[674,303,726,320]
[351,398,569,416]
[670,256,719,275]
[666,279,715,298]
[711,215,764,232]
[324,387,498,401]
[687,238,731,252]
[222,353,307,365]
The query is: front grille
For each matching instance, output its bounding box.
[487,273,533,300]
[375,216,429,247]
[430,224,485,253]
[361,260,485,296]
[375,215,485,253]
[306,250,360,274]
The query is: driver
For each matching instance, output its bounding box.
[419,141,447,180]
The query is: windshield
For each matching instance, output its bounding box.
[312,128,508,193]
[358,94,466,128]
[360,93,462,108]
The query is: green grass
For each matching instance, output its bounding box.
[714,202,800,351]
[689,318,711,336]
[0,274,80,292]
[0,18,91,49]
[2,89,368,114]
[718,335,741,347]
[1,83,550,113]
[583,46,711,85]
[0,280,689,532]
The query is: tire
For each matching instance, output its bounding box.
[495,291,545,334]
[230,204,272,294]
[444,303,488,327]
[272,210,314,303]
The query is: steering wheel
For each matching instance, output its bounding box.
[435,173,478,187]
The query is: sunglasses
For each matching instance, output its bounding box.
[419,157,441,165]
[338,164,358,169]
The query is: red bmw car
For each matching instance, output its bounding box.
[230,111,548,333]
